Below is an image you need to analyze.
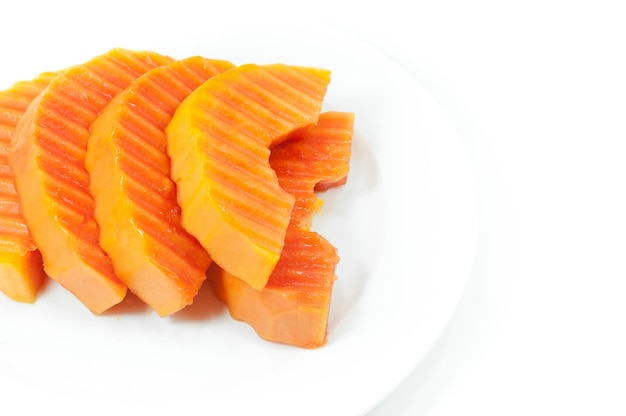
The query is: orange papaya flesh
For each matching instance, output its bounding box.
[166,63,331,291]
[210,230,339,349]
[211,111,354,348]
[271,111,355,228]
[9,49,174,314]
[86,56,235,316]
[0,72,56,303]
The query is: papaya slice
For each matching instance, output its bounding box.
[210,230,339,349]
[86,56,235,316]
[9,49,174,314]
[0,72,56,303]
[166,63,331,291]
[211,111,355,348]
[271,111,355,229]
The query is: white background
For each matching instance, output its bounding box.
[356,0,626,414]
[3,1,625,414]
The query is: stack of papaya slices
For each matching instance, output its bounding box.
[9,49,175,314]
[211,111,354,348]
[86,56,235,316]
[0,48,354,349]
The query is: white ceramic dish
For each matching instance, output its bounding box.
[0,16,478,416]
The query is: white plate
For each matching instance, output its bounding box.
[0,12,478,416]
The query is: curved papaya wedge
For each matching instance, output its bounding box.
[166,63,330,291]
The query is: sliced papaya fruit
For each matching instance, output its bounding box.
[211,111,354,348]
[210,230,339,348]
[86,56,235,316]
[0,71,56,303]
[9,49,174,314]
[166,63,331,291]
[271,111,355,229]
